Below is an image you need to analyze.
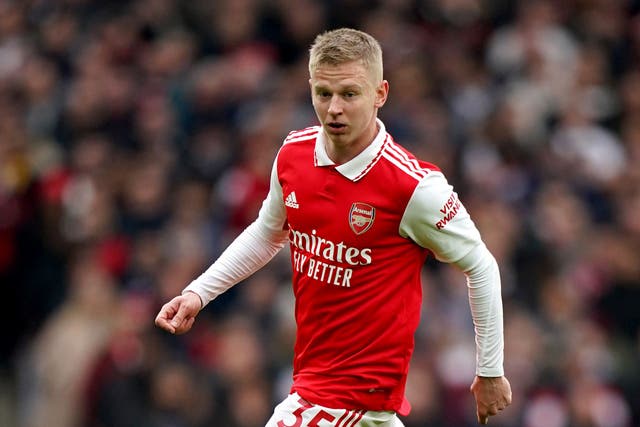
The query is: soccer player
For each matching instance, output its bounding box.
[155,28,512,426]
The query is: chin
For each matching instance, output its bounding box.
[328,130,347,138]
[327,133,350,144]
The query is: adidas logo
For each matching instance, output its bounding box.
[285,191,299,209]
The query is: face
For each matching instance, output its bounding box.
[309,60,388,158]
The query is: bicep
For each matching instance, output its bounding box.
[399,172,483,264]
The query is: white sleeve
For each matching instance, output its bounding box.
[399,172,482,263]
[457,244,504,377]
[400,172,504,376]
[183,157,289,307]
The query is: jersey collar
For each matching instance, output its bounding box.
[314,118,387,182]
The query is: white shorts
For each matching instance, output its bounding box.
[265,393,406,427]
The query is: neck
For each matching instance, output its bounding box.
[325,120,379,165]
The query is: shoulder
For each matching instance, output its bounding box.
[282,126,321,146]
[276,126,319,172]
[278,126,320,162]
[380,137,441,183]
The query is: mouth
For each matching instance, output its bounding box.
[327,122,346,132]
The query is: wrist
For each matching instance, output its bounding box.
[183,290,204,310]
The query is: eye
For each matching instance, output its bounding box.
[344,91,357,98]
[317,90,331,98]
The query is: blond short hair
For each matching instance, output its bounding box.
[309,28,383,83]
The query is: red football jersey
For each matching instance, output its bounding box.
[269,121,482,415]
[186,119,494,415]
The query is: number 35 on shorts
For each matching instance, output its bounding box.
[266,393,403,427]
[273,396,363,427]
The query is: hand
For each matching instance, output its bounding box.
[470,375,512,424]
[155,291,203,334]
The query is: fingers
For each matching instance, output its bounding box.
[477,407,493,425]
[170,306,195,335]
[477,401,507,424]
[477,409,498,424]
[471,376,512,425]
[154,295,200,335]
[169,300,192,330]
[177,317,196,334]
[155,301,178,334]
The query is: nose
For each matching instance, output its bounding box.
[327,94,343,115]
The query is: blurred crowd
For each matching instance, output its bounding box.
[1,0,639,426]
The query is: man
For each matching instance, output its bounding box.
[155,28,512,426]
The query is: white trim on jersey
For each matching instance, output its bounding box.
[285,127,320,145]
[383,142,430,181]
[314,118,389,181]
[381,150,426,182]
[352,135,388,182]
[384,141,430,179]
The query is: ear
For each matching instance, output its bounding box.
[374,80,389,108]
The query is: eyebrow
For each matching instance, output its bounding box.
[313,83,363,92]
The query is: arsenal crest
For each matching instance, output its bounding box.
[349,202,375,235]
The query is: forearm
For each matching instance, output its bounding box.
[183,220,289,307]
[455,244,505,377]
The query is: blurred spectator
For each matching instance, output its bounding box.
[17,249,119,427]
